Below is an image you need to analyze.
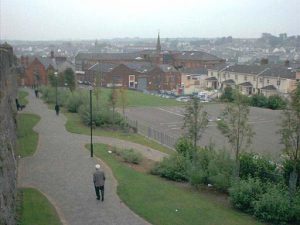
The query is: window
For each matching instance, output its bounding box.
[260,78,263,83]
[187,75,191,80]
[277,80,281,86]
[267,79,270,84]
[227,73,230,78]
[244,75,247,81]
[235,74,238,80]
[223,73,226,78]
[253,76,256,81]
[211,72,213,76]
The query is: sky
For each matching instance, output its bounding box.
[0,0,299,40]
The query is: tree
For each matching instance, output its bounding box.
[182,96,208,150]
[118,87,128,116]
[64,68,75,92]
[48,71,56,87]
[108,85,118,126]
[279,84,300,195]
[217,90,254,177]
[221,86,235,102]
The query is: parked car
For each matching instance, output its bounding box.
[176,96,190,102]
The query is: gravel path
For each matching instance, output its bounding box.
[18,89,166,225]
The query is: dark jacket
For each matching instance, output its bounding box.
[93,170,105,187]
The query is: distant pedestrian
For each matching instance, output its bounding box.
[93,164,105,201]
[15,98,20,111]
[34,89,39,98]
[55,104,60,116]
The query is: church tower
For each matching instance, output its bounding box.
[156,32,161,52]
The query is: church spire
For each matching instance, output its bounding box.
[156,32,161,52]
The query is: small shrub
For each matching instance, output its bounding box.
[253,184,293,224]
[207,151,234,192]
[239,152,281,183]
[151,154,187,182]
[293,191,300,223]
[250,94,268,108]
[220,86,234,102]
[175,137,194,159]
[282,159,300,188]
[185,147,216,187]
[66,93,85,113]
[120,149,142,164]
[267,95,286,110]
[229,177,265,213]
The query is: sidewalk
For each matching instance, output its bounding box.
[18,89,166,225]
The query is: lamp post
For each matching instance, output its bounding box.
[54,72,59,115]
[89,86,93,157]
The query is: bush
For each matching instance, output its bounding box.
[185,147,216,187]
[239,153,281,183]
[229,178,265,213]
[207,151,234,192]
[119,149,142,164]
[253,184,293,224]
[78,104,125,127]
[250,94,268,108]
[220,87,234,102]
[293,191,300,223]
[66,93,85,113]
[175,137,194,159]
[151,154,187,182]
[282,159,300,188]
[267,95,286,110]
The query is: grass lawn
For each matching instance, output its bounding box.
[65,111,174,155]
[19,90,29,105]
[17,113,40,157]
[93,143,264,225]
[93,87,183,107]
[18,188,62,225]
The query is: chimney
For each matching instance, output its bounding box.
[284,60,290,67]
[50,50,54,58]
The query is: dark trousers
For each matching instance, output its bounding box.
[94,185,104,200]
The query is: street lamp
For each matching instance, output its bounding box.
[89,86,93,157]
[54,72,60,115]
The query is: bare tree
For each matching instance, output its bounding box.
[183,96,208,149]
[217,90,254,177]
[109,84,118,126]
[279,84,300,195]
[118,87,128,116]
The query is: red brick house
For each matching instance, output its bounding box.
[146,65,181,91]
[103,64,143,88]
[22,58,48,86]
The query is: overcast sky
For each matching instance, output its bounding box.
[1,0,299,40]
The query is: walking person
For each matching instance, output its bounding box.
[34,89,39,98]
[93,164,105,201]
[55,104,60,116]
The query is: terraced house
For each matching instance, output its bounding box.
[207,64,297,97]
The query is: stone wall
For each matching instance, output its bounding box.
[0,44,18,225]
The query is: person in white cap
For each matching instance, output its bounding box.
[93,164,106,201]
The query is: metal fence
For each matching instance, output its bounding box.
[125,117,177,149]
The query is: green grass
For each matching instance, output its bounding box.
[93,143,264,225]
[17,113,40,157]
[95,87,183,107]
[65,111,174,155]
[19,188,62,225]
[19,90,29,105]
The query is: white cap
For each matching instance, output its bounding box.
[95,164,100,169]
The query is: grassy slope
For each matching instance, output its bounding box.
[65,111,174,155]
[19,188,62,225]
[96,87,183,107]
[19,90,29,105]
[17,113,40,157]
[93,143,264,225]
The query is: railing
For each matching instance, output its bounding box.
[125,117,177,150]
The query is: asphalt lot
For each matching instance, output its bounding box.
[125,104,283,159]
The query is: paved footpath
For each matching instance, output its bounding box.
[18,89,167,225]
